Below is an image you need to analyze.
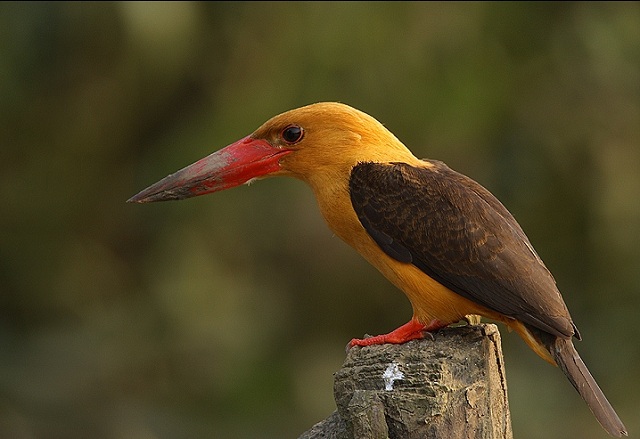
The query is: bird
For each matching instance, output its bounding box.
[128,102,627,437]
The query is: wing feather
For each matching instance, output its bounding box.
[349,161,577,338]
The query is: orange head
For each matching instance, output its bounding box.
[128,102,419,203]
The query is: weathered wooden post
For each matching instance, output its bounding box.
[299,323,512,439]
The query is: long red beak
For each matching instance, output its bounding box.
[128,136,292,203]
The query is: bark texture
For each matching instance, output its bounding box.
[298,323,512,439]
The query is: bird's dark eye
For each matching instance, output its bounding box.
[281,125,304,144]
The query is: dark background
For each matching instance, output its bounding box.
[1,3,638,438]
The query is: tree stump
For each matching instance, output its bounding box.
[298,323,512,439]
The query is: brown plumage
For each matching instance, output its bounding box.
[129,102,627,436]
[349,161,577,345]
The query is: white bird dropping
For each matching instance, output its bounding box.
[383,362,404,391]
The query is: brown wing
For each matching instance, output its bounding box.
[349,161,578,339]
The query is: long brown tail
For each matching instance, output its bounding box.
[542,334,627,437]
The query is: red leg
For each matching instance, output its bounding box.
[348,318,445,348]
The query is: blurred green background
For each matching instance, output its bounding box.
[1,2,638,438]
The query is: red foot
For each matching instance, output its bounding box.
[348,318,444,348]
